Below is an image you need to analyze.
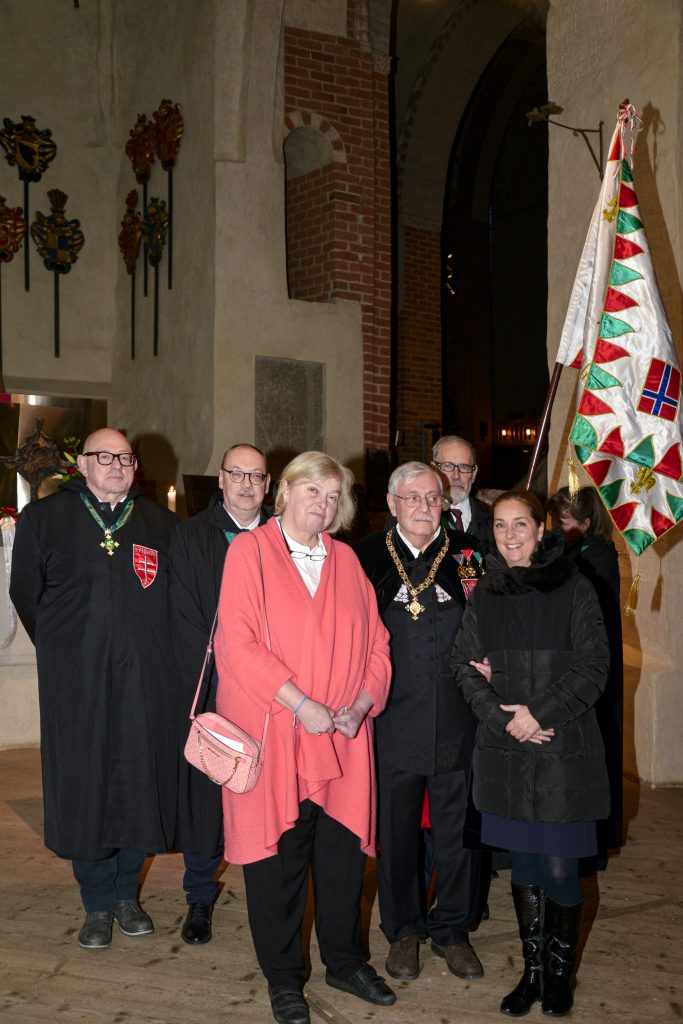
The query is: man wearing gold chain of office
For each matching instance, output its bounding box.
[355,461,484,988]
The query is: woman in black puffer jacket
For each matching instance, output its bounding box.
[454,490,609,1019]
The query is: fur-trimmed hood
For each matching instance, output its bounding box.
[481,528,575,595]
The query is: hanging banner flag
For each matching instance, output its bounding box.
[557,100,683,559]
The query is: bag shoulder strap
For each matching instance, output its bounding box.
[188,607,219,722]
[189,530,271,750]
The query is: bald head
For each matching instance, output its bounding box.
[82,428,131,454]
[77,428,136,506]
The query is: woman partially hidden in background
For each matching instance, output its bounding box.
[549,485,623,863]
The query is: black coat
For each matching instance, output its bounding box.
[444,496,493,551]
[569,535,623,848]
[355,527,484,774]
[169,492,271,855]
[454,532,610,823]
[10,478,178,860]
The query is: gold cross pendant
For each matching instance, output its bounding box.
[100,530,119,557]
[406,597,425,620]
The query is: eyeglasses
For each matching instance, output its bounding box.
[83,451,136,467]
[278,521,327,561]
[433,460,476,475]
[391,492,444,507]
[221,468,268,486]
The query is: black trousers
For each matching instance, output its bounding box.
[377,764,482,945]
[72,848,146,912]
[242,800,367,989]
[182,851,224,905]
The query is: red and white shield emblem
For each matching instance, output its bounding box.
[133,545,158,588]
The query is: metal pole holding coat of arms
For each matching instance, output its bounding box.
[0,195,27,382]
[118,190,143,359]
[30,189,84,358]
[0,115,57,292]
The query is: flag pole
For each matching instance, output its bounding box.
[524,362,564,490]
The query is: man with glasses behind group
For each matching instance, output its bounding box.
[431,435,492,548]
[355,462,484,990]
[10,428,178,949]
[169,444,271,944]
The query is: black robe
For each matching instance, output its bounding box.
[9,477,178,860]
[355,527,483,775]
[169,492,271,856]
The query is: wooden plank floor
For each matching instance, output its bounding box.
[0,747,681,1024]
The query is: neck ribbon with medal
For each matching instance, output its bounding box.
[80,493,134,556]
[454,548,483,599]
[385,527,450,621]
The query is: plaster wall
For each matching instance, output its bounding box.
[0,0,115,386]
[547,0,683,784]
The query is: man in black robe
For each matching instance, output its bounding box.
[170,443,271,944]
[10,428,178,949]
[355,462,484,986]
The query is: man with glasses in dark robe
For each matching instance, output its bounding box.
[431,435,492,548]
[169,444,271,944]
[10,428,178,949]
[355,462,484,989]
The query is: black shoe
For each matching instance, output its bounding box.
[181,902,213,944]
[78,911,113,949]
[326,964,396,1006]
[267,986,310,1024]
[113,899,153,936]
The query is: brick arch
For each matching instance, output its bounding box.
[284,111,347,164]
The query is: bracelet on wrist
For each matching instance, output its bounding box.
[293,695,308,715]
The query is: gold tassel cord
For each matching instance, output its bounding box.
[567,447,580,496]
[624,571,640,617]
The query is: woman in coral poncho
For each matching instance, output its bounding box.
[215,451,395,1024]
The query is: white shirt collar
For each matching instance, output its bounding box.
[396,523,441,558]
[224,506,261,531]
[280,524,326,557]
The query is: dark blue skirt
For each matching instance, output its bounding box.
[481,812,597,858]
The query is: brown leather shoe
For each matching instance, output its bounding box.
[386,934,420,979]
[431,940,484,979]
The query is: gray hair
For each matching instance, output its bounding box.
[432,434,476,464]
[275,451,355,533]
[388,461,442,495]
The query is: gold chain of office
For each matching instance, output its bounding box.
[385,528,450,621]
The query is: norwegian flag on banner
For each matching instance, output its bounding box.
[556,101,683,557]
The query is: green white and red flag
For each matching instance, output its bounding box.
[557,101,683,559]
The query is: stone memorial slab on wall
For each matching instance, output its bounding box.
[255,356,323,474]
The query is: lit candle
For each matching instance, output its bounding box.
[167,485,176,513]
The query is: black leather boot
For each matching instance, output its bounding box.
[541,898,583,1017]
[500,884,545,1017]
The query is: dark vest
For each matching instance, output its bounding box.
[375,549,476,775]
